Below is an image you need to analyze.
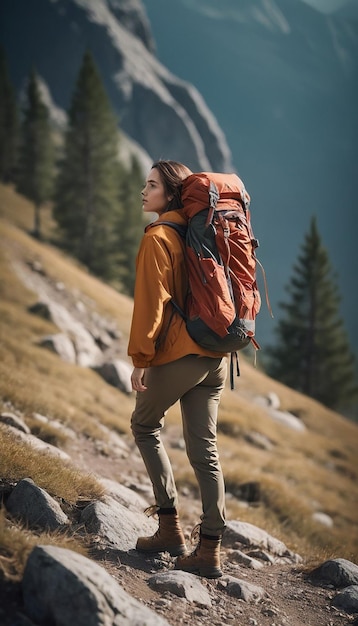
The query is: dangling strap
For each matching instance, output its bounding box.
[256,257,274,318]
[230,351,240,390]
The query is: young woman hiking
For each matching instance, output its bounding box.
[128,160,227,578]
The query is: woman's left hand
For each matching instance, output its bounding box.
[131,367,148,392]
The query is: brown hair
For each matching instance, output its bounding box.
[152,160,192,211]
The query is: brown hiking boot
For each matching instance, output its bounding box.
[136,506,187,557]
[175,524,222,578]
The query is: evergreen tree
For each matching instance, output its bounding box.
[17,68,54,238]
[53,50,120,280]
[266,217,358,414]
[116,155,145,295]
[0,46,18,183]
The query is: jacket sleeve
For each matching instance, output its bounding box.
[128,233,173,367]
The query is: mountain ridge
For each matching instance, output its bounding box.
[142,0,358,358]
[0,0,357,358]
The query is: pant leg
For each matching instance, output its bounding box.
[180,357,227,536]
[131,355,226,510]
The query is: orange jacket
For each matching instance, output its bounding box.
[128,210,225,367]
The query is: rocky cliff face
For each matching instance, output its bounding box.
[141,0,358,356]
[0,0,233,173]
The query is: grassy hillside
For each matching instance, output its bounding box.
[0,183,357,580]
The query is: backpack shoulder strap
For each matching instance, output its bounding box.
[148,220,187,320]
[158,221,187,239]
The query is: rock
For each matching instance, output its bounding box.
[227,549,264,570]
[233,481,261,504]
[95,359,133,394]
[267,391,281,410]
[309,558,358,588]
[32,412,76,440]
[244,430,274,451]
[39,333,76,364]
[332,585,358,612]
[6,478,69,531]
[148,571,212,606]
[254,394,306,432]
[218,575,267,602]
[222,520,300,561]
[22,545,170,626]
[3,424,71,461]
[100,478,150,512]
[81,496,157,551]
[0,412,30,433]
[29,300,103,367]
[312,511,334,528]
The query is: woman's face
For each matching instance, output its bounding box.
[141,167,171,216]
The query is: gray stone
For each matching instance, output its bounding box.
[312,511,334,528]
[0,412,30,433]
[6,478,69,531]
[148,571,212,606]
[95,360,133,394]
[29,300,103,367]
[22,545,170,626]
[3,425,70,461]
[100,479,149,512]
[332,585,358,612]
[309,558,358,588]
[227,549,264,570]
[81,496,157,551]
[218,574,267,602]
[223,520,299,561]
[254,394,306,431]
[40,333,76,364]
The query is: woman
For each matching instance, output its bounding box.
[128,160,227,578]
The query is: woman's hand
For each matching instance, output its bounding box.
[131,367,148,392]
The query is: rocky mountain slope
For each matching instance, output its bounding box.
[0,184,358,625]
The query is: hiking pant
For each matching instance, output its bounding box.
[131,354,227,536]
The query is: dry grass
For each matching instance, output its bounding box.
[0,509,89,581]
[0,427,105,503]
[1,183,358,574]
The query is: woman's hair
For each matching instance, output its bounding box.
[152,160,192,211]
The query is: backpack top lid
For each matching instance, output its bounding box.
[181,172,250,218]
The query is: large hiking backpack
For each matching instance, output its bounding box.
[163,172,269,386]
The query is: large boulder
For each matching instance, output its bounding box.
[22,545,170,625]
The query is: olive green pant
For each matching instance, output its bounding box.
[131,354,227,536]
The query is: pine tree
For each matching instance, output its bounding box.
[17,68,54,238]
[0,46,18,183]
[53,50,120,280]
[116,155,145,295]
[266,217,358,414]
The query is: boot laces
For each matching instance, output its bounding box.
[190,523,201,548]
[143,505,160,518]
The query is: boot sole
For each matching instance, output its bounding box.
[175,564,222,579]
[136,545,187,557]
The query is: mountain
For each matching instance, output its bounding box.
[300,0,356,13]
[1,0,357,360]
[0,0,233,173]
[141,0,358,359]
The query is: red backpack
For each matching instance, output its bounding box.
[163,172,271,387]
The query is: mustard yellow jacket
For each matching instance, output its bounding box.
[128,210,225,368]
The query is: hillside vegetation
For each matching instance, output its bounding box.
[0,183,357,580]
